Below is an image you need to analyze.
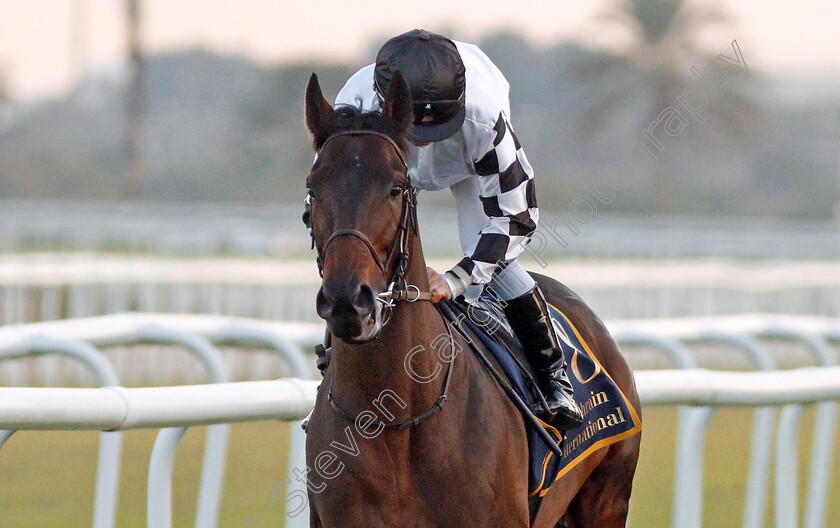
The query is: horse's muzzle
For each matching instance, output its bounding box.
[316,280,382,342]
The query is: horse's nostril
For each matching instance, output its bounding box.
[316,281,375,339]
[317,281,375,322]
[353,284,375,316]
[316,287,333,320]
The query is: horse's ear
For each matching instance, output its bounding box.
[305,72,333,147]
[381,70,413,134]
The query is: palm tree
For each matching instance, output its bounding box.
[572,0,754,214]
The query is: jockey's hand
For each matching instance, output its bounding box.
[426,267,452,303]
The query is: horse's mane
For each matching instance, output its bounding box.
[313,105,410,154]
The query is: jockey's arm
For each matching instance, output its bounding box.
[442,111,538,298]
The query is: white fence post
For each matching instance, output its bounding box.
[2,315,839,528]
[0,332,123,528]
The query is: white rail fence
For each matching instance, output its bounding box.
[1,314,839,528]
[0,314,322,528]
[5,255,840,325]
[3,255,840,388]
[2,200,839,259]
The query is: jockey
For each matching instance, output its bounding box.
[328,29,584,430]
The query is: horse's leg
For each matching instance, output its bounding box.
[562,438,641,528]
[310,505,322,528]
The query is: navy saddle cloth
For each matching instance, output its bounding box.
[443,294,640,499]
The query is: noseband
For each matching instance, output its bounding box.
[309,129,432,318]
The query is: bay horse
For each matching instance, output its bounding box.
[303,70,641,528]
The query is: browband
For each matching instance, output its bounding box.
[318,129,409,169]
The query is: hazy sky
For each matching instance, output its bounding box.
[1,0,839,99]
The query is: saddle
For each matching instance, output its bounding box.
[439,293,641,518]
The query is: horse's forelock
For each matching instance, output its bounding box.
[316,106,409,155]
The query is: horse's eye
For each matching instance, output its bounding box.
[307,188,316,202]
[390,185,403,198]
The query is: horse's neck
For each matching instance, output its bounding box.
[331,234,446,412]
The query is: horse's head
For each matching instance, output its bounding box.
[304,71,415,343]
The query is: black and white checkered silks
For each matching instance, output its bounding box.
[320,40,541,300]
[447,111,538,298]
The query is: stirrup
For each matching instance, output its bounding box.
[533,361,584,430]
[543,387,584,430]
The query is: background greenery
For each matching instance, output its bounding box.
[1,1,839,217]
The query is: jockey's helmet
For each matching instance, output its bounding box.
[374,29,466,143]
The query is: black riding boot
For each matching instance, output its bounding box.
[503,286,584,430]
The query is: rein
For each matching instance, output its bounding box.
[327,310,457,430]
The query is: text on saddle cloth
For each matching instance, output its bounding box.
[444,296,641,497]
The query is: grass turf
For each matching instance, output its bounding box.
[1,407,838,527]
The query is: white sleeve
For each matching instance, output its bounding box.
[334,64,380,111]
[450,111,538,286]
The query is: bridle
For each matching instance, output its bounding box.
[307,128,456,430]
[308,129,435,323]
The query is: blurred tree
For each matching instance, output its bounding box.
[125,0,145,200]
[0,68,10,134]
[574,0,756,213]
[0,68,7,102]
